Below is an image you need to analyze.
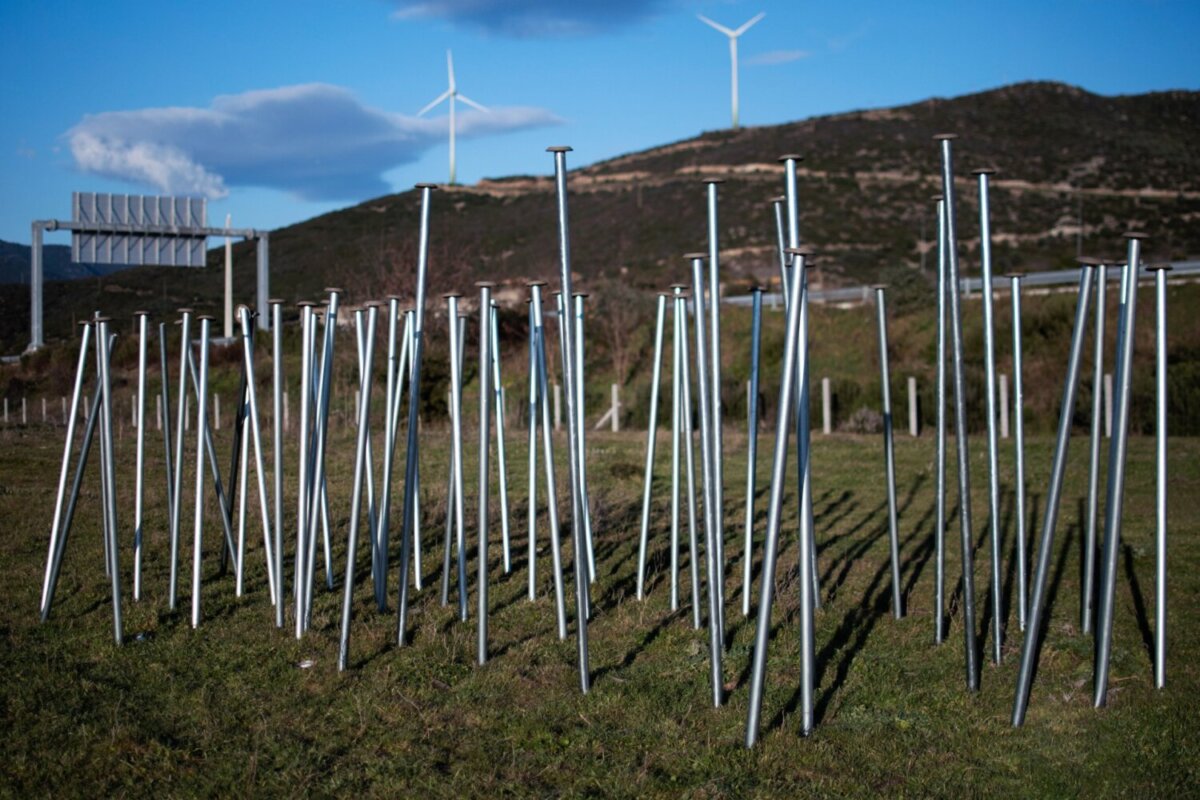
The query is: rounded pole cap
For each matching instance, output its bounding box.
[132,309,151,317]
[668,282,688,290]
[1145,263,1172,272]
[196,314,215,322]
[971,167,998,176]
[871,283,888,291]
[441,291,462,299]
[1124,231,1150,240]
[176,307,194,314]
[702,177,725,184]
[296,300,317,308]
[932,132,958,141]
[267,297,286,305]
[475,280,497,288]
[525,279,548,288]
[683,251,707,261]
[1076,255,1106,266]
[414,182,439,190]
[364,300,384,308]
[323,286,343,294]
[572,291,588,298]
[546,145,573,153]
[1003,271,1024,280]
[777,153,804,162]
[785,245,815,257]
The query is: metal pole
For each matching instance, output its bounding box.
[132,312,149,601]
[338,304,379,671]
[531,285,568,639]
[490,300,512,575]
[636,294,668,599]
[704,179,727,632]
[270,300,285,628]
[294,302,315,636]
[238,306,276,608]
[937,134,979,691]
[934,197,947,645]
[676,290,703,628]
[527,297,539,601]
[742,286,763,617]
[307,289,341,602]
[975,168,1005,663]
[689,254,724,708]
[1009,274,1028,631]
[744,246,807,747]
[793,250,817,733]
[1149,262,1171,688]
[875,286,903,619]
[1011,265,1094,726]
[40,322,91,616]
[1082,258,1106,634]
[669,288,683,611]
[396,185,436,645]
[376,297,402,610]
[573,293,597,584]
[547,146,589,692]
[441,300,469,619]
[478,282,494,665]
[95,319,123,644]
[235,385,250,596]
[1094,234,1146,707]
[169,310,193,611]
[353,311,380,607]
[190,316,213,629]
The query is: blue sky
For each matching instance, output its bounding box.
[1,0,1197,245]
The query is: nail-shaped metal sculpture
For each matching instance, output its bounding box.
[439,303,469,619]
[875,286,903,619]
[975,167,1004,664]
[1081,257,1107,634]
[936,134,979,691]
[306,288,341,606]
[270,299,285,628]
[132,311,149,601]
[572,293,597,586]
[689,254,724,708]
[742,286,763,617]
[744,246,807,747]
[771,196,788,291]
[1148,262,1170,689]
[237,306,276,608]
[934,197,948,644]
[159,322,175,572]
[169,309,193,611]
[530,282,568,638]
[490,300,512,575]
[95,318,123,644]
[703,179,727,631]
[526,298,539,601]
[1094,233,1146,707]
[191,316,213,629]
[338,304,379,671]
[793,248,817,734]
[1011,264,1094,726]
[1008,273,1028,631]
[636,293,669,599]
[295,301,316,636]
[478,282,494,664]
[41,321,91,618]
[547,145,589,692]
[674,288,703,627]
[397,184,436,646]
[376,296,402,609]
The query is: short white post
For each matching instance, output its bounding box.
[156,394,162,431]
[214,393,221,431]
[62,396,67,423]
[83,395,89,422]
[611,383,620,432]
[822,377,832,434]
[22,397,28,425]
[907,376,918,437]
[185,394,190,430]
[42,397,47,423]
[999,373,1009,439]
[131,394,136,426]
[283,390,290,432]
[1104,372,1113,438]
[553,382,562,430]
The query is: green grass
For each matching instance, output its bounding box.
[1,419,1197,796]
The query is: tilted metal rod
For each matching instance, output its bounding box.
[1082,259,1108,634]
[190,316,214,629]
[742,286,763,618]
[675,288,703,628]
[1009,274,1028,632]
[270,299,285,629]
[1149,262,1171,689]
[875,286,904,619]
[95,318,123,644]
[636,294,668,599]
[704,179,727,635]
[934,197,948,644]
[490,300,512,575]
[478,282,494,665]
[132,312,149,601]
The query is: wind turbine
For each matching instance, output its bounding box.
[697,12,765,130]
[418,50,488,185]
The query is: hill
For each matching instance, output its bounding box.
[2,80,1199,352]
[0,240,125,284]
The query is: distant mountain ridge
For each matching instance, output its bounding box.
[2,80,1198,350]
[0,240,125,283]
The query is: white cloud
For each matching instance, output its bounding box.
[66,83,560,200]
[745,49,812,67]
[390,0,669,37]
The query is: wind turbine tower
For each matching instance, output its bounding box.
[697,12,765,130]
[418,50,488,184]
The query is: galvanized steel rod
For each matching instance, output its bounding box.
[690,254,724,708]
[1011,265,1095,726]
[547,146,589,692]
[1082,259,1106,634]
[490,300,512,575]
[270,301,285,628]
[573,293,596,585]
[795,257,816,735]
[353,312,380,600]
[1010,274,1028,631]
[338,305,378,671]
[238,307,276,607]
[527,298,539,601]
[478,282,494,664]
[976,169,1005,663]
[935,198,948,644]
[937,134,979,691]
[376,297,401,609]
[744,248,807,747]
[1150,262,1170,689]
[133,312,149,602]
[669,288,683,611]
[169,310,193,611]
[704,179,727,628]
[396,184,436,646]
[1094,235,1145,707]
[294,303,315,636]
[875,286,904,619]
[742,287,763,617]
[677,291,703,629]
[96,318,123,644]
[532,285,569,639]
[636,294,668,599]
[190,316,213,629]
[159,323,175,572]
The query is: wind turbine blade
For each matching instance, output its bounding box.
[697,14,735,37]
[447,50,456,93]
[734,12,766,37]
[457,94,489,113]
[417,89,452,117]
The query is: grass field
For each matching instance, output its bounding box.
[1,419,1196,796]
